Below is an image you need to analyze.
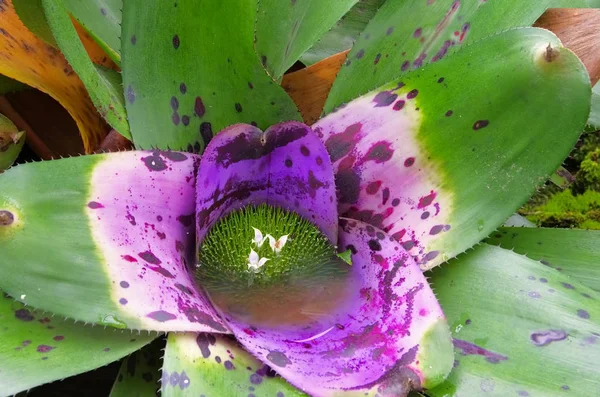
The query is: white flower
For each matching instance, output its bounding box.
[247,249,269,272]
[251,227,268,248]
[267,234,289,255]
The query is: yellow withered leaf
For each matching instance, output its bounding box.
[0,0,106,152]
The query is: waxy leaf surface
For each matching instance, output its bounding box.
[255,0,357,80]
[121,0,300,151]
[0,293,155,396]
[300,0,386,66]
[313,28,590,269]
[325,0,555,111]
[486,227,600,292]
[427,244,600,397]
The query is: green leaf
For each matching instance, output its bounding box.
[428,244,600,397]
[325,0,555,112]
[0,292,155,396]
[63,0,122,64]
[314,28,590,269]
[300,0,386,66]
[121,0,300,151]
[0,114,25,171]
[109,338,163,397]
[161,333,305,397]
[42,0,131,140]
[255,0,357,80]
[486,227,600,292]
[13,0,57,47]
[549,0,596,6]
[587,81,600,129]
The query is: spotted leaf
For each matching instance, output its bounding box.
[427,244,600,396]
[121,0,300,151]
[0,293,155,396]
[224,219,453,396]
[0,151,227,333]
[313,28,590,269]
[325,0,557,111]
[161,333,305,397]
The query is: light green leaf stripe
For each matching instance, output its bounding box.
[428,244,600,397]
[0,293,155,397]
[42,0,131,140]
[325,0,555,112]
[300,0,386,66]
[486,227,600,292]
[121,0,300,151]
[109,338,163,397]
[255,0,357,80]
[161,333,306,397]
[63,0,122,64]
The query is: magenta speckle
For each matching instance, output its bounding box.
[37,345,55,353]
[88,201,103,209]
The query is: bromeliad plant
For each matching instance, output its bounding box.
[1,0,600,396]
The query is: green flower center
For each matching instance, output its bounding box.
[196,204,350,327]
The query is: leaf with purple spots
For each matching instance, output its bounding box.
[0,152,227,333]
[315,28,590,269]
[224,219,454,396]
[121,0,300,151]
[326,0,558,109]
[161,333,305,397]
[42,0,131,139]
[255,0,357,80]
[109,338,163,397]
[427,244,600,396]
[486,227,600,292]
[0,293,155,396]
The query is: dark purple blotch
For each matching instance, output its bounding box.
[473,120,489,130]
[141,152,167,171]
[15,308,34,321]
[373,91,398,107]
[266,351,291,368]
[530,329,568,346]
[147,310,177,322]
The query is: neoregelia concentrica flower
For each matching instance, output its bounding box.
[0,116,456,396]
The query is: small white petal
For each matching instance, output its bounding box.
[248,249,259,265]
[251,227,267,247]
[20,294,26,300]
[268,234,289,254]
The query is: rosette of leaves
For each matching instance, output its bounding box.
[0,1,599,397]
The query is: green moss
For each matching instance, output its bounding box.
[573,148,600,194]
[521,190,600,230]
